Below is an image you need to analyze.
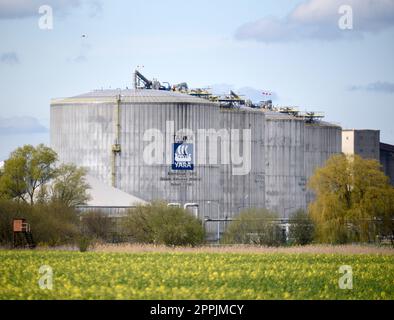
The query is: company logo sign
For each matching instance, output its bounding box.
[172,143,194,171]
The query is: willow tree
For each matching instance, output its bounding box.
[308,154,394,244]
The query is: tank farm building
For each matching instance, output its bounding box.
[50,71,342,239]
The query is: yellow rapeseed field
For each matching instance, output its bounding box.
[0,250,393,300]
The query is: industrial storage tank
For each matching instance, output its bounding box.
[51,86,342,232]
[51,89,258,230]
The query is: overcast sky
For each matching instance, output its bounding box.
[0,0,394,160]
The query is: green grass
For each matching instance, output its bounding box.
[0,250,393,300]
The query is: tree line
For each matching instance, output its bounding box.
[224,154,394,245]
[0,144,393,249]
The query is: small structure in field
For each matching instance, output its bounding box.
[13,218,36,249]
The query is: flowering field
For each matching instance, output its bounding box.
[0,250,393,300]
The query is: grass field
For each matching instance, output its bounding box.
[0,249,393,300]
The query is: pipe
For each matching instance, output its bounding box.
[111,94,122,187]
[115,94,121,144]
[133,70,137,89]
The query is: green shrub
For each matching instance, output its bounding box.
[81,211,113,241]
[76,236,93,252]
[29,202,79,246]
[0,199,79,246]
[222,208,285,246]
[288,210,315,245]
[122,202,205,247]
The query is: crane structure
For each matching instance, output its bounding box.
[133,70,171,91]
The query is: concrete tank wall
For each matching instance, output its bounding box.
[263,113,342,218]
[219,108,265,220]
[264,114,306,217]
[304,123,342,205]
[50,102,115,186]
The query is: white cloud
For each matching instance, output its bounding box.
[235,0,394,43]
[67,40,91,63]
[0,116,48,134]
[71,55,88,63]
[0,52,19,65]
[88,0,102,18]
[0,0,101,19]
[209,84,278,103]
[238,87,278,102]
[349,81,394,94]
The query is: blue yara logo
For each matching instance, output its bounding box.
[172,143,194,171]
